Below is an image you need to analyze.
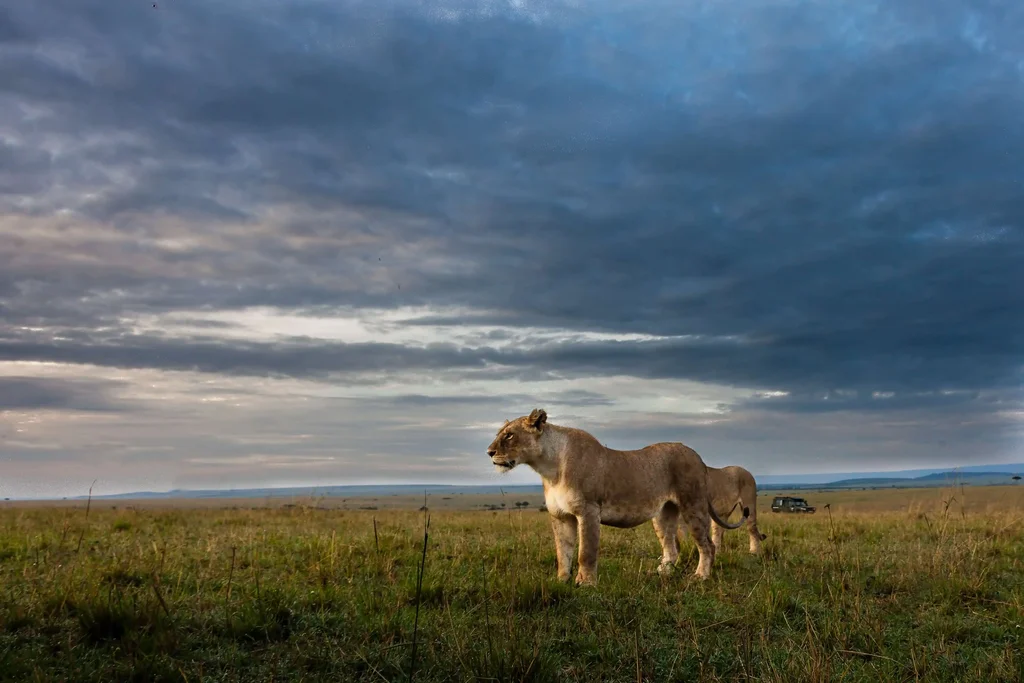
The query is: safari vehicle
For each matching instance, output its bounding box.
[771,496,816,513]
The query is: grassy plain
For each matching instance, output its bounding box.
[1,485,1022,682]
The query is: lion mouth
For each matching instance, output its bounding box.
[492,459,516,471]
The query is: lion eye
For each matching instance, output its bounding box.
[504,432,514,441]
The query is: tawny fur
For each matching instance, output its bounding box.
[486,409,748,586]
[704,465,768,555]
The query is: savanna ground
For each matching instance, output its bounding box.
[1,486,1022,682]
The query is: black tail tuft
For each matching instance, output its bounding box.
[760,533,767,541]
[743,507,750,518]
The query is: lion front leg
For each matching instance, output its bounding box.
[575,507,600,586]
[550,515,577,582]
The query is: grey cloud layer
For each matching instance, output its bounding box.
[1,0,1023,417]
[0,377,127,412]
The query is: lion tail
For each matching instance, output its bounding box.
[708,499,748,530]
[705,468,748,530]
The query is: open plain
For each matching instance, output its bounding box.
[2,485,1022,682]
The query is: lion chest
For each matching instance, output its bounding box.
[544,485,580,520]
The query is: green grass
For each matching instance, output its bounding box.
[1,488,1023,682]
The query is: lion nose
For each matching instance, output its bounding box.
[487,449,496,457]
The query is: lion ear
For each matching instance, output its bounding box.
[528,408,547,430]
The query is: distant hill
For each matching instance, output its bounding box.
[758,468,1023,491]
[825,471,1019,488]
[755,462,1024,486]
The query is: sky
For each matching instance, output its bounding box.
[1,0,1023,499]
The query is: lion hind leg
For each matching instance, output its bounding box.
[652,502,681,575]
[682,506,716,580]
[575,507,600,586]
[746,504,766,555]
[710,519,724,552]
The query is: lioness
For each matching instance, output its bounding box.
[705,464,767,555]
[486,409,748,586]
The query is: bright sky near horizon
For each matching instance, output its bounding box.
[1,0,1023,499]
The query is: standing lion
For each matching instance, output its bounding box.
[704,465,767,555]
[486,409,748,586]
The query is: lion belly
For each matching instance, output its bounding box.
[545,484,664,528]
[599,502,664,529]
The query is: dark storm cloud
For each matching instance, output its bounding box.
[0,9,32,44]
[0,377,125,412]
[0,335,497,378]
[1,0,1023,405]
[371,389,613,409]
[508,333,1024,394]
[0,140,52,195]
[729,388,1011,415]
[1,328,1020,422]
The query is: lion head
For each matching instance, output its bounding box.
[486,408,548,473]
